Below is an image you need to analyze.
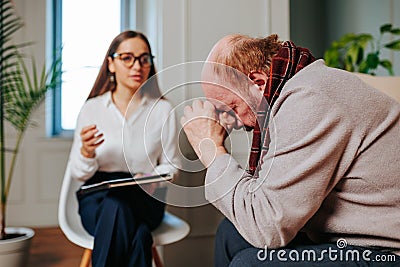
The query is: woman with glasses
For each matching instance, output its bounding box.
[67,30,180,267]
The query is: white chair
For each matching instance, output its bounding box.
[58,162,190,267]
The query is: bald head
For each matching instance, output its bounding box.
[206,35,235,64]
[206,33,282,75]
[202,34,266,97]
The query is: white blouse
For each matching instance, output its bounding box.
[69,91,180,182]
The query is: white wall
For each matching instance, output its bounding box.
[6,1,288,266]
[7,0,289,229]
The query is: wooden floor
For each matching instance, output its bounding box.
[28,227,84,267]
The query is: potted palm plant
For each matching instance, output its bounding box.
[0,0,61,265]
[324,23,400,103]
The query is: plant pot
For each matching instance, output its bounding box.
[0,227,35,267]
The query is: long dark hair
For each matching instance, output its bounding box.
[87,30,162,100]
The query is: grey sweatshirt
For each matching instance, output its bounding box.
[205,60,400,255]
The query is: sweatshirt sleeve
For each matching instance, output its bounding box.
[205,87,358,249]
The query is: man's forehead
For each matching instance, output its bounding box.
[202,81,233,97]
[202,57,252,85]
[201,69,252,100]
[207,96,233,111]
[202,85,237,109]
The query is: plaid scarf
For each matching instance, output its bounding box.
[248,41,315,176]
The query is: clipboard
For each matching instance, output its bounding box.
[77,173,173,196]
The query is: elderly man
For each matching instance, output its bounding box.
[181,34,400,266]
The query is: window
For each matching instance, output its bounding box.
[50,0,136,135]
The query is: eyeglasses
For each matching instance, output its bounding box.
[112,52,153,68]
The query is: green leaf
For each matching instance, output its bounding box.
[355,34,373,47]
[3,52,63,132]
[356,46,364,64]
[344,55,354,72]
[324,49,341,67]
[358,60,370,74]
[365,53,379,69]
[390,28,400,35]
[346,44,361,65]
[384,40,400,50]
[379,60,394,76]
[380,23,392,33]
[337,33,358,47]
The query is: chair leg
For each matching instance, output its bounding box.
[152,246,164,267]
[80,248,92,267]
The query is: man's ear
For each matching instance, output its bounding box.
[248,71,268,91]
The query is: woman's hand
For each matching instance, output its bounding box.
[80,124,104,158]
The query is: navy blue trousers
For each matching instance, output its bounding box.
[77,172,165,267]
[215,218,400,266]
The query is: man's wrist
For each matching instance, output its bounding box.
[200,145,227,168]
[216,146,227,157]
